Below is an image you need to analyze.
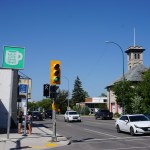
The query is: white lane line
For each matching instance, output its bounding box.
[85,136,150,142]
[84,128,118,138]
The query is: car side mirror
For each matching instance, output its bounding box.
[125,120,129,123]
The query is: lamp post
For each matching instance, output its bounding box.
[105,41,125,114]
[62,76,70,110]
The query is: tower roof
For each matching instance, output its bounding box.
[125,46,145,53]
[106,64,148,88]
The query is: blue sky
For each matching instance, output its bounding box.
[0,0,150,101]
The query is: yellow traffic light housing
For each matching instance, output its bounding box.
[50,60,61,85]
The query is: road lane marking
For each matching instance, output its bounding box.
[84,120,115,126]
[84,128,118,138]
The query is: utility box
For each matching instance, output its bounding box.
[0,68,18,128]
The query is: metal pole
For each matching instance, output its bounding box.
[62,76,70,110]
[52,98,57,141]
[105,41,125,114]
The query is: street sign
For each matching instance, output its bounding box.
[19,84,27,94]
[2,46,25,69]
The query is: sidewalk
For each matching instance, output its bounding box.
[0,126,70,150]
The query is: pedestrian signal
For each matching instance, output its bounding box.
[43,84,50,97]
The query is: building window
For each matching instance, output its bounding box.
[134,54,137,59]
[104,99,107,102]
[138,54,140,59]
[129,53,131,60]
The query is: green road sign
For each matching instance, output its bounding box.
[2,46,25,69]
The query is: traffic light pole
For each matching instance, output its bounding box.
[52,95,57,141]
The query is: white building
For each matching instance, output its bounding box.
[106,45,148,114]
[0,68,18,128]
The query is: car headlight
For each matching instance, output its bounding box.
[134,124,140,128]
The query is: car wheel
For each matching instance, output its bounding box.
[100,116,103,120]
[116,125,121,133]
[130,127,135,136]
[64,118,66,122]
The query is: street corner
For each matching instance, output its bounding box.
[31,142,58,149]
[27,139,70,150]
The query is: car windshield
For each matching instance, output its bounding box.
[69,112,78,115]
[129,115,148,122]
[100,110,109,113]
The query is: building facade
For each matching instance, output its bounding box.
[78,97,108,114]
[106,45,148,114]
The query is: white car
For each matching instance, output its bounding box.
[64,111,81,122]
[115,114,150,136]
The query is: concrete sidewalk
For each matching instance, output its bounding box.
[0,127,70,150]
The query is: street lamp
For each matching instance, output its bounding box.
[105,41,125,114]
[62,76,70,110]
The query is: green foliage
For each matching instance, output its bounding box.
[36,99,52,110]
[71,76,88,106]
[55,89,68,114]
[72,105,81,113]
[131,96,143,114]
[113,112,121,118]
[112,80,135,114]
[99,93,107,97]
[72,105,90,115]
[28,101,38,111]
[136,69,150,112]
[112,69,150,114]
[80,106,90,115]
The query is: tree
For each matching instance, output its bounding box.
[131,96,143,114]
[83,90,89,98]
[100,93,107,97]
[36,99,52,110]
[136,69,150,113]
[71,76,86,106]
[55,89,68,114]
[28,101,38,111]
[112,80,135,113]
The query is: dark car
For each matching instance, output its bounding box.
[45,110,52,119]
[95,109,113,120]
[32,111,43,121]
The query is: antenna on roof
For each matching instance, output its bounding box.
[134,27,135,47]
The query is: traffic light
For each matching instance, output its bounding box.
[50,60,61,85]
[50,85,59,98]
[43,84,50,97]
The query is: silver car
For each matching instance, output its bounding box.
[64,111,81,122]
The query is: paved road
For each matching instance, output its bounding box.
[36,115,150,150]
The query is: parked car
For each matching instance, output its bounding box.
[115,114,150,136]
[45,110,52,119]
[95,109,113,120]
[32,111,43,121]
[64,111,81,122]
